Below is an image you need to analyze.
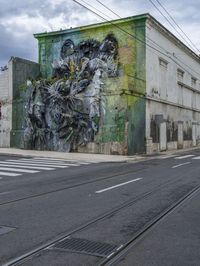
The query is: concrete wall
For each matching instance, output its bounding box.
[0,61,12,147]
[11,58,40,148]
[145,18,200,153]
[32,15,147,155]
[4,57,40,148]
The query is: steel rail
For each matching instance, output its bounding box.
[2,177,180,266]
[0,166,145,206]
[99,184,200,266]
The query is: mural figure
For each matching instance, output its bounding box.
[24,33,119,151]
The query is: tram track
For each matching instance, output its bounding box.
[100,184,200,266]
[2,176,182,266]
[0,167,145,206]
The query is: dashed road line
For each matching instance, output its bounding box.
[172,162,191,169]
[95,178,142,194]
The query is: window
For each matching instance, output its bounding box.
[0,102,2,120]
[159,58,168,100]
[159,58,168,69]
[177,69,184,82]
[191,77,197,88]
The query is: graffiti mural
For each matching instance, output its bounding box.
[24,33,119,151]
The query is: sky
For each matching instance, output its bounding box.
[0,0,200,68]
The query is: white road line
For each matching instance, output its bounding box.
[73,162,90,165]
[175,155,195,159]
[192,156,200,160]
[9,159,79,167]
[95,178,142,194]
[172,162,191,169]
[160,155,176,159]
[20,158,70,164]
[32,157,92,164]
[0,191,11,195]
[0,162,55,170]
[0,172,21,176]
[6,161,69,168]
[0,167,39,173]
[33,157,79,162]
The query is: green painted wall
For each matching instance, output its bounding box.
[32,16,147,154]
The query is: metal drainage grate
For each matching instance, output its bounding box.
[0,226,15,236]
[51,237,117,257]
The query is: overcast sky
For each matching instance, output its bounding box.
[0,0,200,67]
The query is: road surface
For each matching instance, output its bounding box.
[0,150,200,265]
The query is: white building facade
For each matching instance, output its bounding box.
[145,15,200,153]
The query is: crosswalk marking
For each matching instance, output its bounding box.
[6,161,69,168]
[0,157,96,179]
[0,162,55,170]
[33,157,70,162]
[0,172,21,176]
[174,155,195,159]
[192,156,200,160]
[14,159,80,167]
[0,167,39,173]
[32,157,92,164]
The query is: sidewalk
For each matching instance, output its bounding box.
[0,148,143,163]
[0,147,199,163]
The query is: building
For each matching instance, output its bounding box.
[0,57,40,148]
[4,13,200,155]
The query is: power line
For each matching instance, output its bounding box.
[72,0,167,56]
[79,0,115,21]
[95,0,121,19]
[154,0,200,54]
[72,0,200,79]
[95,0,170,56]
[148,0,198,53]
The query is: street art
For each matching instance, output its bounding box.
[24,33,119,151]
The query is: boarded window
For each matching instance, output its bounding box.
[150,118,159,143]
[167,121,178,142]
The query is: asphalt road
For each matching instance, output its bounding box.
[0,150,200,265]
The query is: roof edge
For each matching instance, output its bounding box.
[147,14,200,62]
[34,13,150,38]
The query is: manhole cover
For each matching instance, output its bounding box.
[0,226,15,236]
[51,237,117,257]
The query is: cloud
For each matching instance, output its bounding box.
[0,0,200,67]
